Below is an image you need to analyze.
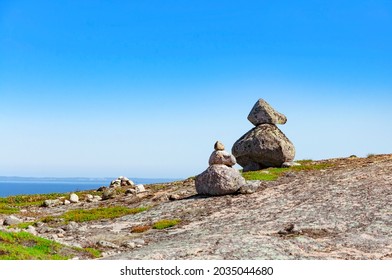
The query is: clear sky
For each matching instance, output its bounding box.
[1,0,391,178]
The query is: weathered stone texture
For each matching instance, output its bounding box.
[232,124,295,171]
[247,98,287,126]
[195,165,245,196]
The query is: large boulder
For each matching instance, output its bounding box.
[232,124,295,171]
[247,99,287,126]
[195,164,245,196]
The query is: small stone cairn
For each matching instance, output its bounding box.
[195,141,245,196]
[232,98,296,171]
[102,176,145,200]
[109,176,135,188]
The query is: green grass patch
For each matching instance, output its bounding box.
[80,247,101,258]
[60,206,149,223]
[0,230,98,260]
[0,206,19,215]
[12,222,35,229]
[152,219,181,230]
[290,163,332,172]
[0,189,107,214]
[241,168,287,181]
[0,193,65,207]
[0,193,67,214]
[242,163,333,181]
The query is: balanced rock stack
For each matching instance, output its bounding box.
[195,141,245,196]
[109,176,134,188]
[232,99,295,171]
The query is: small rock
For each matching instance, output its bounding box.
[63,200,71,205]
[3,215,22,226]
[239,188,255,194]
[285,223,295,232]
[52,228,66,234]
[37,226,51,234]
[278,223,302,235]
[135,184,146,193]
[152,193,169,202]
[85,194,94,202]
[282,162,301,168]
[284,172,296,178]
[96,240,119,249]
[125,189,136,195]
[43,199,60,207]
[69,193,79,203]
[102,188,116,200]
[122,241,136,249]
[110,179,122,188]
[238,180,265,194]
[133,238,145,245]
[25,225,37,235]
[61,221,78,232]
[169,194,181,200]
[93,195,102,201]
[35,222,45,228]
[97,186,107,192]
[119,176,135,187]
[209,150,236,167]
[214,141,225,151]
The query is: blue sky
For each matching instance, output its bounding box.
[1,0,391,178]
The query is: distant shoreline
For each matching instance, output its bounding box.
[0,176,180,182]
[0,177,182,197]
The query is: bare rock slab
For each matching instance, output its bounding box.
[195,165,245,196]
[232,124,295,171]
[247,98,287,126]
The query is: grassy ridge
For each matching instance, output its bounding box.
[61,206,149,223]
[0,231,100,260]
[0,193,64,214]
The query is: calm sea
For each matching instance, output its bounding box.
[0,177,178,197]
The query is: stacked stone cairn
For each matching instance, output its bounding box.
[195,141,245,196]
[232,98,296,171]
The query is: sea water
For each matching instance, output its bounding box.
[0,177,178,197]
